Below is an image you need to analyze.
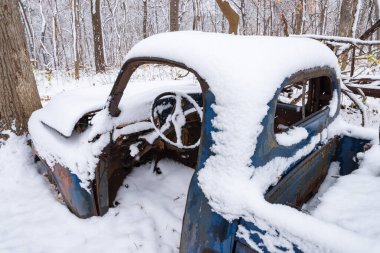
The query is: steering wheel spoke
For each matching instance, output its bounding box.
[150,92,202,149]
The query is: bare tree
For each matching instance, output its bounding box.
[19,0,36,61]
[192,0,201,30]
[143,0,148,38]
[90,0,106,73]
[240,0,247,35]
[295,0,304,34]
[72,0,80,79]
[319,0,328,35]
[374,0,380,40]
[338,0,359,69]
[215,0,239,34]
[0,0,42,135]
[17,0,378,73]
[169,0,180,31]
[338,0,360,38]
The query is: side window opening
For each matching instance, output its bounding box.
[274,76,332,133]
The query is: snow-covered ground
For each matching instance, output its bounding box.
[1,67,380,252]
[0,130,193,253]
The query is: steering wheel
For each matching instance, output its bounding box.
[150,92,202,149]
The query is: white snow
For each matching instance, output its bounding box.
[129,141,142,157]
[0,131,193,253]
[311,145,380,239]
[275,126,308,146]
[329,89,339,117]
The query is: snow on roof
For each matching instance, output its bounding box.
[127,31,340,94]
[127,32,341,199]
[128,33,340,195]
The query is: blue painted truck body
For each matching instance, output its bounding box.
[179,66,371,253]
[32,57,373,252]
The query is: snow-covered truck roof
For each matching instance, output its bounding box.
[125,31,341,178]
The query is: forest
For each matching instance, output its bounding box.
[19,0,380,75]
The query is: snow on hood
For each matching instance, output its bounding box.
[37,86,111,137]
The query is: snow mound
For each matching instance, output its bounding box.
[312,145,380,239]
[0,132,193,253]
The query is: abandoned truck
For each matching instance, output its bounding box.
[29,32,380,253]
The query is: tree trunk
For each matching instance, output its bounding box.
[374,0,380,40]
[143,0,148,38]
[240,0,247,35]
[169,0,179,31]
[280,12,289,37]
[90,0,106,73]
[319,0,327,35]
[338,0,360,37]
[215,0,239,34]
[0,1,42,135]
[192,0,200,31]
[338,0,359,69]
[295,0,304,34]
[72,0,80,79]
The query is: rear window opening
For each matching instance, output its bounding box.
[274,76,333,133]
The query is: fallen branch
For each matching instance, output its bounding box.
[291,34,380,46]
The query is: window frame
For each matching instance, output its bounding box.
[274,74,334,134]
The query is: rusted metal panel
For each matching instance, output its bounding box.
[32,143,98,218]
[94,157,109,216]
[50,163,98,218]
